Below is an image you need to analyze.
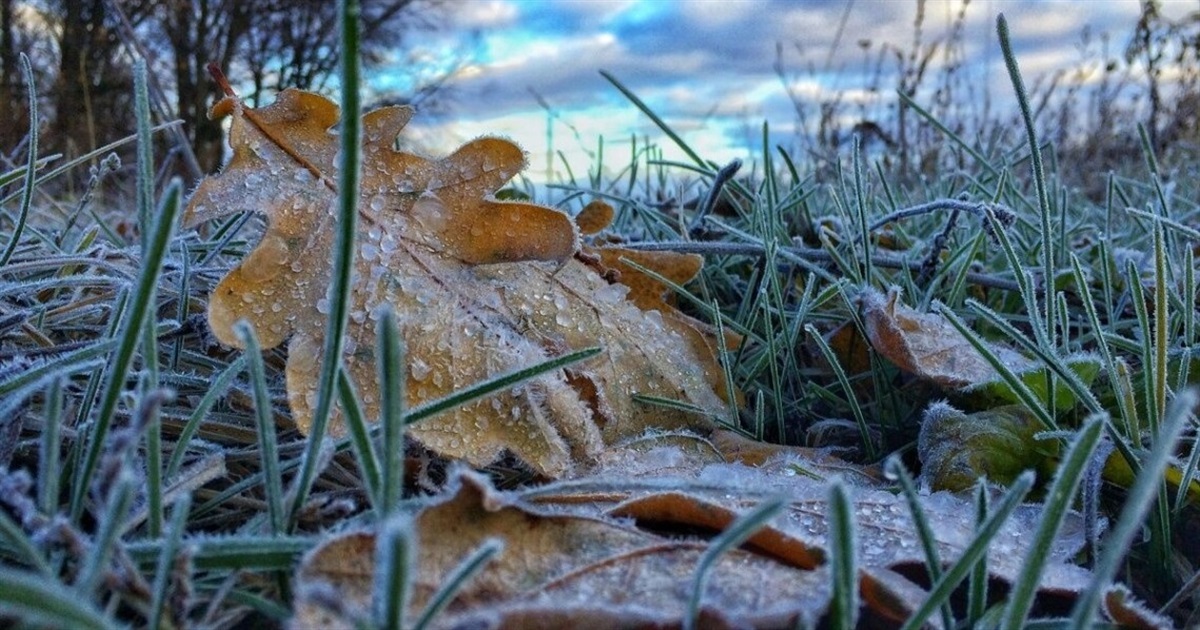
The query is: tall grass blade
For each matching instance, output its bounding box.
[0,54,38,266]
[600,70,708,169]
[1070,389,1196,627]
[374,516,414,630]
[287,0,363,530]
[71,180,182,521]
[235,322,285,535]
[886,458,954,629]
[1000,415,1104,629]
[998,14,1055,348]
[826,481,858,630]
[378,306,406,514]
[901,471,1035,630]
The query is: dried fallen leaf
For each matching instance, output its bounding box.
[293,449,1166,629]
[294,469,832,630]
[860,286,1033,388]
[185,88,731,477]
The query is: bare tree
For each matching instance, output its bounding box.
[0,0,20,151]
[46,0,166,163]
[145,0,444,174]
[0,0,446,184]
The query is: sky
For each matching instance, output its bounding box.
[375,0,1195,187]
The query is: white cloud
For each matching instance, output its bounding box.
[450,0,520,29]
[372,0,1165,191]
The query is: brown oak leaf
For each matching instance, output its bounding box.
[184,88,732,477]
[860,286,1033,389]
[293,461,1168,629]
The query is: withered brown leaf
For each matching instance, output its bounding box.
[185,89,732,477]
[860,286,1033,388]
[293,456,1167,629]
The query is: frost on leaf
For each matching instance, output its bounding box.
[293,461,1167,629]
[185,88,732,477]
[860,286,1033,389]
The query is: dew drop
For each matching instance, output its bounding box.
[380,234,398,254]
[410,358,431,381]
[593,283,629,304]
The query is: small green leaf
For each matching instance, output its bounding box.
[919,402,1058,491]
[963,354,1101,413]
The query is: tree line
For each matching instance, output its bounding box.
[0,0,445,185]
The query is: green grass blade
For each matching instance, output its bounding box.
[166,354,246,478]
[378,307,406,515]
[235,322,285,535]
[402,347,602,427]
[38,378,64,515]
[338,367,382,511]
[685,496,786,630]
[1070,389,1196,627]
[933,301,1057,431]
[826,481,858,630]
[997,13,1056,347]
[1000,415,1104,629]
[886,458,955,630]
[71,180,182,522]
[134,58,154,252]
[127,536,312,571]
[0,53,37,266]
[901,471,1035,630]
[0,567,116,630]
[966,482,990,625]
[851,135,874,286]
[148,494,191,630]
[600,70,708,169]
[77,470,135,596]
[411,539,502,630]
[805,323,876,459]
[963,298,1103,414]
[0,508,52,576]
[374,516,414,630]
[287,0,363,531]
